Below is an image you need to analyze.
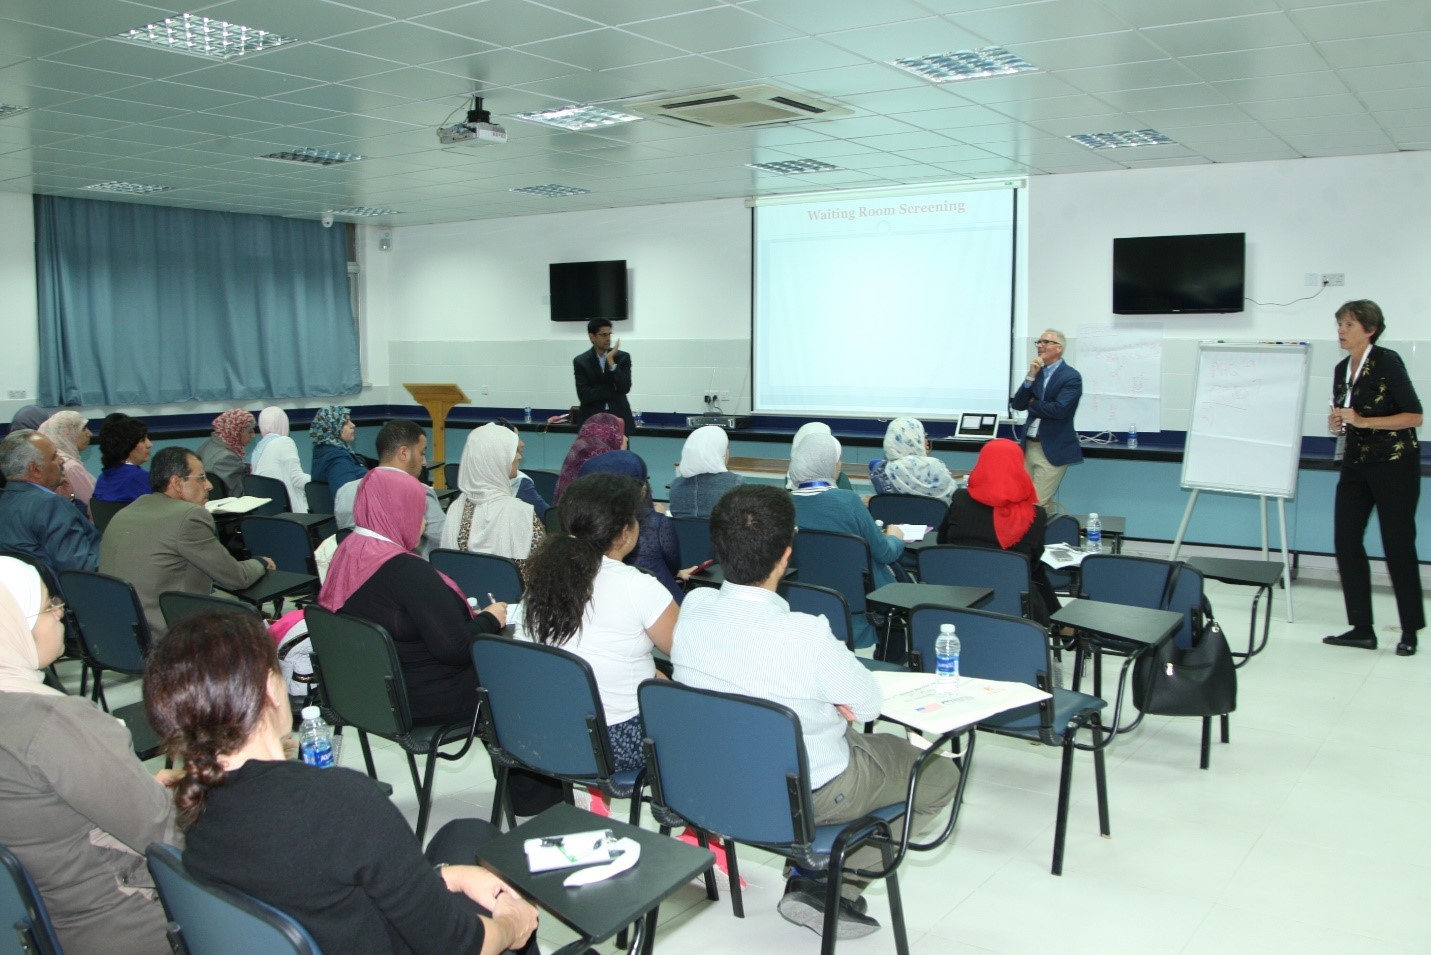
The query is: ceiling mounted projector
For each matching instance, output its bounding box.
[437,96,508,146]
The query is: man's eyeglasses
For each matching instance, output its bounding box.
[1034,339,1062,347]
[182,473,210,482]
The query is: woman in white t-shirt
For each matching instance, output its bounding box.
[515,472,677,770]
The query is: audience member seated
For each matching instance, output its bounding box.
[0,430,101,577]
[319,469,505,725]
[38,411,97,508]
[99,448,272,640]
[9,405,52,433]
[937,438,1061,624]
[0,556,179,955]
[672,486,957,940]
[516,472,678,772]
[440,423,543,572]
[578,451,684,603]
[784,422,831,490]
[868,417,955,503]
[250,407,310,512]
[309,405,368,497]
[333,420,445,558]
[553,412,625,502]
[143,610,540,955]
[668,425,742,519]
[495,419,551,520]
[93,413,152,505]
[197,409,255,498]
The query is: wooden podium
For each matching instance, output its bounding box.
[403,383,467,489]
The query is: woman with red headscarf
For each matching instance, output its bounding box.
[937,438,1061,624]
[319,469,506,724]
[197,409,255,498]
[553,412,625,502]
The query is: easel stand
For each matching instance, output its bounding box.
[404,383,468,490]
[1170,489,1294,622]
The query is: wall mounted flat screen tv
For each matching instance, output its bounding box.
[1113,232,1245,314]
[549,260,628,322]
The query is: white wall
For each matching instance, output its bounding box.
[0,192,39,410]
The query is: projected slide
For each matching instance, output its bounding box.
[753,188,1016,418]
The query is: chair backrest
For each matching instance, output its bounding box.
[908,605,1052,733]
[242,475,291,516]
[868,493,949,528]
[59,569,150,674]
[304,606,412,737]
[1080,554,1176,610]
[639,680,812,847]
[471,636,613,779]
[146,844,320,955]
[669,515,712,566]
[205,472,230,500]
[779,580,855,650]
[304,482,333,516]
[159,591,260,630]
[917,545,1031,618]
[526,469,560,504]
[430,550,524,604]
[89,498,128,535]
[1043,514,1081,589]
[790,529,873,615]
[1,845,62,955]
[241,516,316,575]
[1163,564,1207,651]
[442,462,460,491]
[542,504,563,534]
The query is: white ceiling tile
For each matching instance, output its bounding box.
[1336,60,1431,92]
[537,0,723,27]
[1195,140,1302,162]
[1054,59,1204,94]
[1319,31,1431,70]
[818,18,986,62]
[318,23,494,66]
[949,0,1133,44]
[1142,13,1308,57]
[1241,93,1369,121]
[196,0,391,42]
[599,55,757,93]
[749,0,935,35]
[1211,72,1349,101]
[1092,0,1281,29]
[517,29,684,71]
[1096,84,1230,112]
[1179,44,1329,82]
[621,7,801,53]
[1289,0,1431,41]
[774,63,920,98]
[414,0,600,47]
[707,38,867,75]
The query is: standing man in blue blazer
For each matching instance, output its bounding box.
[573,318,635,433]
[1011,328,1083,509]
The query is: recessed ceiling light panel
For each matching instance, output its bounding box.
[511,184,592,198]
[1069,129,1176,149]
[746,159,840,175]
[892,47,1038,83]
[115,13,296,61]
[260,147,365,166]
[512,104,642,131]
[84,181,172,194]
[330,206,398,217]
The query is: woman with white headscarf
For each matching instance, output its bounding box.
[784,421,857,491]
[0,557,179,954]
[39,410,97,508]
[869,417,955,503]
[250,407,310,512]
[789,433,905,648]
[441,424,545,569]
[668,425,742,518]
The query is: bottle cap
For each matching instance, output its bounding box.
[1089,512,1098,519]
[301,706,321,720]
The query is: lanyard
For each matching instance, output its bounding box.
[1342,348,1370,407]
[354,527,398,545]
[796,481,833,490]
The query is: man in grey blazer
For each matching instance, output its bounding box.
[99,447,272,640]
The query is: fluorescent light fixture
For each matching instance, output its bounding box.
[115,13,296,60]
[510,184,592,197]
[0,104,28,119]
[330,206,398,217]
[892,47,1038,83]
[511,104,642,131]
[260,147,365,166]
[746,159,840,175]
[84,181,172,194]
[1069,129,1176,149]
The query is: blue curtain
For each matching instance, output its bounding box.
[35,195,361,406]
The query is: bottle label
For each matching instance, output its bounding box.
[301,736,335,769]
[936,654,959,681]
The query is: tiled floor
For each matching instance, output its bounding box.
[89,575,1427,953]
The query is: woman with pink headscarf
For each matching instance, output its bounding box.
[553,412,626,502]
[319,469,507,724]
[197,409,255,498]
[38,411,97,508]
[249,407,309,512]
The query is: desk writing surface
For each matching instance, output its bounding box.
[866,582,992,612]
[875,672,1049,735]
[1185,556,1284,588]
[1051,599,1181,646]
[223,569,318,605]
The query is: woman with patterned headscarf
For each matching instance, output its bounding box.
[197,409,255,498]
[869,417,955,503]
[553,412,625,502]
[309,405,368,496]
[38,411,96,508]
[250,407,310,512]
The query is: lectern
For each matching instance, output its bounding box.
[403,383,467,489]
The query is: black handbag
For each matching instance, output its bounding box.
[1132,613,1237,717]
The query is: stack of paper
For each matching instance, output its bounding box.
[205,496,272,514]
[874,671,1050,735]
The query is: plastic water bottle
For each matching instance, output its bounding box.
[633,410,644,429]
[1127,423,1138,450]
[523,407,532,424]
[934,624,960,698]
[1086,513,1103,553]
[298,706,336,768]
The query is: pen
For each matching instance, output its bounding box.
[487,592,496,605]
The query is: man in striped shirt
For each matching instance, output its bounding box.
[672,485,958,941]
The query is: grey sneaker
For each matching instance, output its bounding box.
[777,878,880,939]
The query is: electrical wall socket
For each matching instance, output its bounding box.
[7,390,26,399]
[719,391,731,402]
[480,385,489,395]
[1305,273,1320,287]
[1322,273,1345,286]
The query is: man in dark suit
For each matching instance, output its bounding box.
[99,447,272,640]
[1011,328,1083,509]
[573,318,634,432]
[0,429,101,578]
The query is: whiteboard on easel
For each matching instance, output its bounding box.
[1181,343,1310,498]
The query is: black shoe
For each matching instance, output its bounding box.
[1323,628,1377,650]
[778,879,880,939]
[1397,634,1417,656]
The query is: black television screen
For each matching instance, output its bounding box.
[1113,233,1245,314]
[549,260,628,322]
